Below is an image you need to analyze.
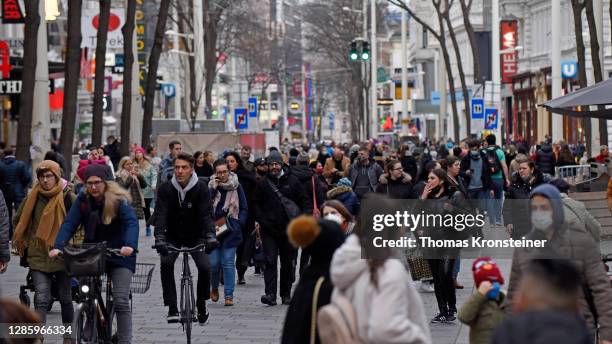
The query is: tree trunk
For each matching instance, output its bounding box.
[443,11,471,139]
[570,0,590,154]
[585,0,608,145]
[59,0,82,176]
[203,0,218,119]
[460,0,481,83]
[16,0,40,162]
[142,0,171,148]
[91,0,111,147]
[435,7,460,142]
[120,0,136,157]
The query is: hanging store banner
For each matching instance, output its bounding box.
[500,20,518,83]
[81,8,126,48]
[2,0,25,24]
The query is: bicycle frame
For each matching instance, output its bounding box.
[180,251,197,325]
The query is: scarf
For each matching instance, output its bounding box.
[171,171,199,204]
[12,178,67,255]
[208,172,240,220]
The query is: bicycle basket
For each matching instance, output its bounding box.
[101,263,155,294]
[63,243,107,277]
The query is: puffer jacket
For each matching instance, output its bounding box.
[535,145,556,175]
[330,235,432,344]
[0,156,31,204]
[0,190,9,263]
[348,159,383,197]
[458,292,506,344]
[326,185,360,216]
[504,186,612,340]
[375,174,413,199]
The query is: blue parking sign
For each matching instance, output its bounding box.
[471,98,484,119]
[248,97,258,117]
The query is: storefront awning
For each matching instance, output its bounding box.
[540,78,612,119]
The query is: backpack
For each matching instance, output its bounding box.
[485,148,502,175]
[317,289,362,344]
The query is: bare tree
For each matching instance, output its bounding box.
[120,0,136,157]
[59,0,83,176]
[459,0,481,84]
[442,0,471,137]
[91,0,111,146]
[142,0,171,147]
[16,0,40,161]
[388,0,460,142]
[584,0,608,145]
[570,0,591,154]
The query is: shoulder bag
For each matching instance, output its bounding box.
[267,179,301,219]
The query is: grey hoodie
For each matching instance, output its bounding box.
[330,235,431,344]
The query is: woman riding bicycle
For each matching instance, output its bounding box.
[50,164,139,344]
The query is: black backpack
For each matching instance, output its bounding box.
[485,147,502,175]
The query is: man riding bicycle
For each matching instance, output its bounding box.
[50,164,139,344]
[153,153,219,325]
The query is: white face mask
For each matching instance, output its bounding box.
[531,210,553,230]
[324,213,344,225]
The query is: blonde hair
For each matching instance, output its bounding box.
[87,180,132,224]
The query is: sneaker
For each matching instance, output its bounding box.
[197,306,210,326]
[431,313,451,323]
[167,305,179,323]
[419,281,435,293]
[145,227,152,237]
[449,306,457,315]
[237,276,246,285]
[224,297,234,306]
[211,288,219,302]
[261,294,277,306]
[281,296,291,305]
[445,312,456,321]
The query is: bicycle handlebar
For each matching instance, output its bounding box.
[57,247,138,258]
[151,243,206,253]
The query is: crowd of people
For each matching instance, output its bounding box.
[0,133,610,344]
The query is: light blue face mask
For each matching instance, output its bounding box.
[531,210,553,230]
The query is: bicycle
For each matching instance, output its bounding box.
[65,248,153,344]
[152,243,206,344]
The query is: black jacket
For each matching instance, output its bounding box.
[502,170,544,238]
[491,311,592,344]
[375,176,413,199]
[399,155,418,181]
[291,165,327,211]
[253,167,310,236]
[154,180,216,244]
[535,145,556,175]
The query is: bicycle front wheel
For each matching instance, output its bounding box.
[182,281,192,344]
[74,302,97,344]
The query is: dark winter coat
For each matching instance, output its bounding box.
[502,170,544,238]
[154,180,216,245]
[253,167,310,236]
[54,191,139,272]
[291,165,327,212]
[491,311,591,344]
[326,185,360,216]
[0,156,31,204]
[235,168,257,237]
[115,174,147,219]
[535,145,556,175]
[375,176,413,199]
[399,155,418,181]
[348,159,384,198]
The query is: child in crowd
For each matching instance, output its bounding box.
[458,257,506,344]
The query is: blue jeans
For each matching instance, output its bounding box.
[452,258,461,279]
[209,246,237,299]
[487,179,504,224]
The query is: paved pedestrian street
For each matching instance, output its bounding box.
[1,226,610,344]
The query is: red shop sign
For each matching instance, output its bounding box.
[2,0,25,24]
[500,20,518,83]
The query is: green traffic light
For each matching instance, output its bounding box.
[361,51,370,61]
[350,51,359,61]
[361,41,370,61]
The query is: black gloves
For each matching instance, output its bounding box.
[154,236,169,256]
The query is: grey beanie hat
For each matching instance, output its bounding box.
[267,150,284,165]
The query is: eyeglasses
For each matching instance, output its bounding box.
[216,170,229,175]
[86,180,104,188]
[38,173,55,181]
[391,167,404,171]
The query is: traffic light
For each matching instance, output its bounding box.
[361,41,370,61]
[349,41,359,62]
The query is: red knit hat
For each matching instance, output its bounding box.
[472,257,504,288]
